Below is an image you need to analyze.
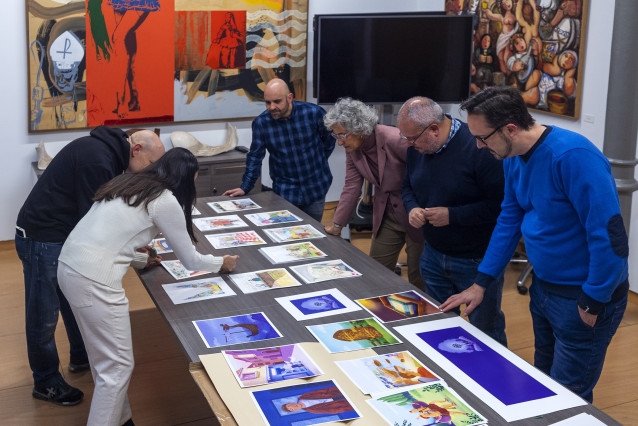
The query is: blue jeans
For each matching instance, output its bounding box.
[15,234,88,387]
[529,276,626,403]
[296,199,325,223]
[420,244,507,346]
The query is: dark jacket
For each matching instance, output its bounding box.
[17,126,130,242]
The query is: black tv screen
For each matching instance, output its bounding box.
[313,13,473,104]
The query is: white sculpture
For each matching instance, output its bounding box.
[170,122,238,157]
[36,140,53,170]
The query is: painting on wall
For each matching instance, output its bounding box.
[457,0,588,118]
[27,0,88,131]
[26,0,309,132]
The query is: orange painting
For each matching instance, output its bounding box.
[85,0,175,126]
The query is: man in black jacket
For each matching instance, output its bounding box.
[15,126,164,406]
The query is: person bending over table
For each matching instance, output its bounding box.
[441,86,629,403]
[399,97,507,346]
[323,97,424,288]
[16,127,165,407]
[223,78,336,222]
[57,148,238,426]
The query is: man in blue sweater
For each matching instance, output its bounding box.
[441,86,629,402]
[399,97,506,346]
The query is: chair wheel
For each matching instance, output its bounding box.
[517,285,528,295]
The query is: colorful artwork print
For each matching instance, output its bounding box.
[27,0,88,131]
[468,0,588,117]
[173,2,309,122]
[306,318,401,354]
[223,344,322,388]
[244,210,303,226]
[336,351,440,395]
[229,268,302,294]
[205,230,266,249]
[150,237,173,254]
[86,0,175,126]
[275,289,361,321]
[259,242,327,264]
[251,380,361,426]
[368,383,486,426]
[193,215,248,232]
[393,317,587,422]
[207,199,261,213]
[162,277,236,305]
[417,326,555,405]
[289,259,361,284]
[356,290,441,323]
[160,259,211,280]
[263,224,325,243]
[193,312,282,349]
[26,1,309,131]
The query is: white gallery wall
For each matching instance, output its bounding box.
[2,1,637,292]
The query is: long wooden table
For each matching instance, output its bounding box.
[136,191,620,425]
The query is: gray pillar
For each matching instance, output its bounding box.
[603,0,638,233]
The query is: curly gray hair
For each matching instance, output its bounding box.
[323,98,378,136]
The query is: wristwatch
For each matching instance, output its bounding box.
[333,223,342,229]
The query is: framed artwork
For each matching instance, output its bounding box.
[26,0,309,131]
[467,0,588,118]
[393,317,586,422]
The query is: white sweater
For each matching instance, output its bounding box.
[59,190,222,288]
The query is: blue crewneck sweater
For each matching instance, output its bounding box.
[477,126,629,307]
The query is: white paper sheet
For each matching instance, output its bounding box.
[393,317,586,422]
[274,288,361,321]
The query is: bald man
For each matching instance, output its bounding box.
[15,126,164,406]
[224,79,335,222]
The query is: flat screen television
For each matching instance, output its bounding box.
[313,13,473,104]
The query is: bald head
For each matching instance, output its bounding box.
[397,97,449,155]
[127,130,165,172]
[264,78,293,119]
[397,97,444,128]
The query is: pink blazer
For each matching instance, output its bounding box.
[333,124,423,243]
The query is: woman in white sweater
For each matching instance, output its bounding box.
[57,147,238,426]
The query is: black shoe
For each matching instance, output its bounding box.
[68,361,90,373]
[32,380,84,406]
[122,419,135,426]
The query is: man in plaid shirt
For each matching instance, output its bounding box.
[224,79,336,222]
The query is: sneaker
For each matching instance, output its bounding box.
[32,380,84,406]
[68,361,90,373]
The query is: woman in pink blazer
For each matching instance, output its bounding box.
[323,98,424,287]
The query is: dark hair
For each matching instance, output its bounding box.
[94,147,200,243]
[460,86,535,130]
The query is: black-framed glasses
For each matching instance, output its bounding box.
[475,124,505,144]
[331,132,350,140]
[400,123,432,143]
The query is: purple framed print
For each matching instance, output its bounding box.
[393,317,586,422]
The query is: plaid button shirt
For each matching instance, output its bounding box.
[241,101,336,205]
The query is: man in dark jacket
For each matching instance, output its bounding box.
[15,126,164,406]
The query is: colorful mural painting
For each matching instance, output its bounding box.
[26,0,309,131]
[460,0,587,118]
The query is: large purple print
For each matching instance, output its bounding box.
[417,327,555,405]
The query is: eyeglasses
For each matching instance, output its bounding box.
[331,132,350,140]
[475,124,505,144]
[400,123,432,143]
